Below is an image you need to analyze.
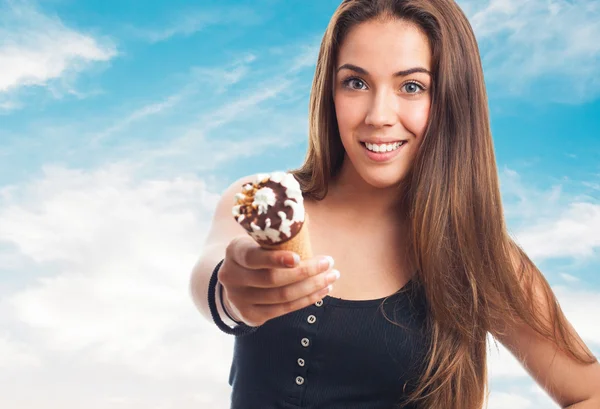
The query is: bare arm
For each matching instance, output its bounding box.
[497,305,600,408]
[189,174,257,323]
[495,249,600,408]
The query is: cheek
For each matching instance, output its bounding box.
[334,97,364,133]
[402,102,430,138]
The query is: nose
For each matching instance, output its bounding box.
[364,88,398,128]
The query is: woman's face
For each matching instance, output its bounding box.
[333,18,432,189]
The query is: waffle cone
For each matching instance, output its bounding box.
[260,213,313,260]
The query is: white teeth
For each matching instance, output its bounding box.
[365,141,404,153]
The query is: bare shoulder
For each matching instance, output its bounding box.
[201,174,259,252]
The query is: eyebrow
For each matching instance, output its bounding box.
[336,63,431,77]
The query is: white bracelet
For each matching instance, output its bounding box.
[215,281,240,329]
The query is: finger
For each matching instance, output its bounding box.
[254,284,334,320]
[228,236,300,270]
[251,268,340,305]
[247,255,335,289]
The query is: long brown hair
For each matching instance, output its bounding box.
[289,0,597,408]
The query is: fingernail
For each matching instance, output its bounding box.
[319,256,334,270]
[327,269,341,282]
[284,253,300,267]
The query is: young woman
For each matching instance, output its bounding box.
[191,0,600,408]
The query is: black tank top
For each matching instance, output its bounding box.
[227,277,431,409]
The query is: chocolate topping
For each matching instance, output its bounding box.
[232,172,305,246]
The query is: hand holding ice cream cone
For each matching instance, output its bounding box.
[215,171,340,327]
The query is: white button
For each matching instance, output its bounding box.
[301,338,310,347]
[297,358,305,367]
[296,376,305,385]
[307,315,316,324]
[315,300,323,307]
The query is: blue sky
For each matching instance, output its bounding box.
[0,0,599,408]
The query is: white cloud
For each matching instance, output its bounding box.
[0,99,22,112]
[500,168,600,262]
[461,0,600,102]
[514,202,600,261]
[0,333,41,368]
[560,273,580,283]
[582,181,600,191]
[0,1,117,97]
[486,391,533,409]
[500,167,562,223]
[0,162,236,408]
[288,40,321,74]
[190,53,257,94]
[0,163,222,371]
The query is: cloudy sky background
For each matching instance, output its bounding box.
[0,0,599,407]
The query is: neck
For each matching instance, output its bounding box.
[325,156,408,222]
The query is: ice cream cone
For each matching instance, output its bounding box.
[260,211,312,260]
[232,171,312,260]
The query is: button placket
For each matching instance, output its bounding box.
[294,297,327,392]
[295,338,310,389]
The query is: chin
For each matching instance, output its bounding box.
[356,167,407,190]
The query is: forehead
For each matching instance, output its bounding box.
[337,19,432,74]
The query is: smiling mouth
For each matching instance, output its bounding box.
[360,141,406,153]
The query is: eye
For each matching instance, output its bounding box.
[402,81,426,94]
[341,77,367,90]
